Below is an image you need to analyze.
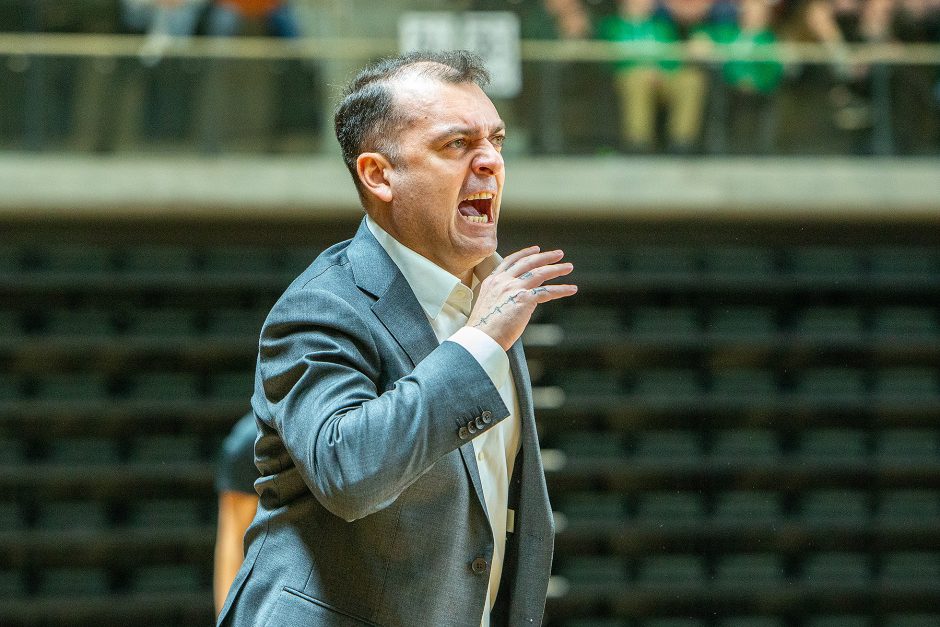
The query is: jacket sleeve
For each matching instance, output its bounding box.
[256,286,509,522]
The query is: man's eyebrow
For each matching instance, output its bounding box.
[431,122,507,143]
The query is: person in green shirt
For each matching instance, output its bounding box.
[713,0,785,153]
[600,0,708,153]
[721,0,784,96]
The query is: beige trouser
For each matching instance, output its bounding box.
[614,66,707,149]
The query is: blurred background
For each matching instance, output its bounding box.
[0,0,939,626]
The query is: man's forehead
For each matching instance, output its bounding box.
[392,75,502,131]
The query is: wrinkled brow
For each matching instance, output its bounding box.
[430,122,507,144]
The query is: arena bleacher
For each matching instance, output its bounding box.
[1,194,938,625]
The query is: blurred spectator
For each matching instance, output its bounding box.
[600,0,683,152]
[0,0,37,148]
[709,0,785,154]
[213,411,259,616]
[124,0,209,62]
[890,0,940,153]
[70,0,209,152]
[507,0,592,154]
[546,0,592,39]
[204,0,301,38]
[805,0,896,153]
[600,0,713,153]
[664,0,741,152]
[7,1,123,150]
[195,0,315,153]
[66,0,316,153]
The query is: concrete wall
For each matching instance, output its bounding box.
[2,155,938,221]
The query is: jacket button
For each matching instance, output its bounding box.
[474,416,485,430]
[458,426,470,440]
[480,410,492,424]
[467,421,478,435]
[471,557,488,575]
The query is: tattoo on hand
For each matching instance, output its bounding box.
[472,290,527,328]
[531,287,549,296]
[519,271,534,279]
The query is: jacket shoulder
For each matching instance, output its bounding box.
[289,238,355,292]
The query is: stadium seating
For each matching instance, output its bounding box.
[1,222,938,627]
[706,307,776,338]
[805,617,872,627]
[713,554,786,586]
[711,491,784,525]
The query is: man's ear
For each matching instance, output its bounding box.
[356,153,393,203]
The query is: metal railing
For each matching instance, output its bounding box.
[0,33,938,156]
[0,33,938,64]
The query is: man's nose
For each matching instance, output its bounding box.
[472,141,504,177]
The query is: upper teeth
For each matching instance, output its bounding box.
[464,192,494,201]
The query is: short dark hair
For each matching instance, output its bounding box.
[334,50,491,201]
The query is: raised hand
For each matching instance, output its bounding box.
[467,246,577,351]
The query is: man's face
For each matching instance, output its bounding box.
[666,0,713,23]
[624,0,655,18]
[372,74,506,279]
[741,0,771,29]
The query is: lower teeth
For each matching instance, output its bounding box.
[465,215,487,223]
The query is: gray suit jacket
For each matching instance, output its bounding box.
[217,219,554,627]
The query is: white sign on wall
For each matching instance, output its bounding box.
[398,11,521,99]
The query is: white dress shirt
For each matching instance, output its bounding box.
[366,216,521,625]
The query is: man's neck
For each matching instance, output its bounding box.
[458,268,474,288]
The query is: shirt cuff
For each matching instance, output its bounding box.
[447,326,510,390]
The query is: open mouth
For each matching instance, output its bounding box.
[457,192,494,224]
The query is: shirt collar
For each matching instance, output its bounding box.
[366,215,500,320]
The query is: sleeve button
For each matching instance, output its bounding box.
[480,410,492,424]
[458,426,470,440]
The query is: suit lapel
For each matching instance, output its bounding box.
[507,339,554,540]
[347,219,439,368]
[347,218,489,514]
[507,340,538,463]
[371,272,440,368]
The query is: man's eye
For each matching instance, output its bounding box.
[448,138,466,148]
[492,135,506,147]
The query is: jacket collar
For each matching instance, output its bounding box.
[347,217,440,369]
[365,215,464,321]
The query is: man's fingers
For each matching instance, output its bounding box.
[496,246,540,274]
[517,262,573,286]
[508,249,566,278]
[530,284,578,304]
